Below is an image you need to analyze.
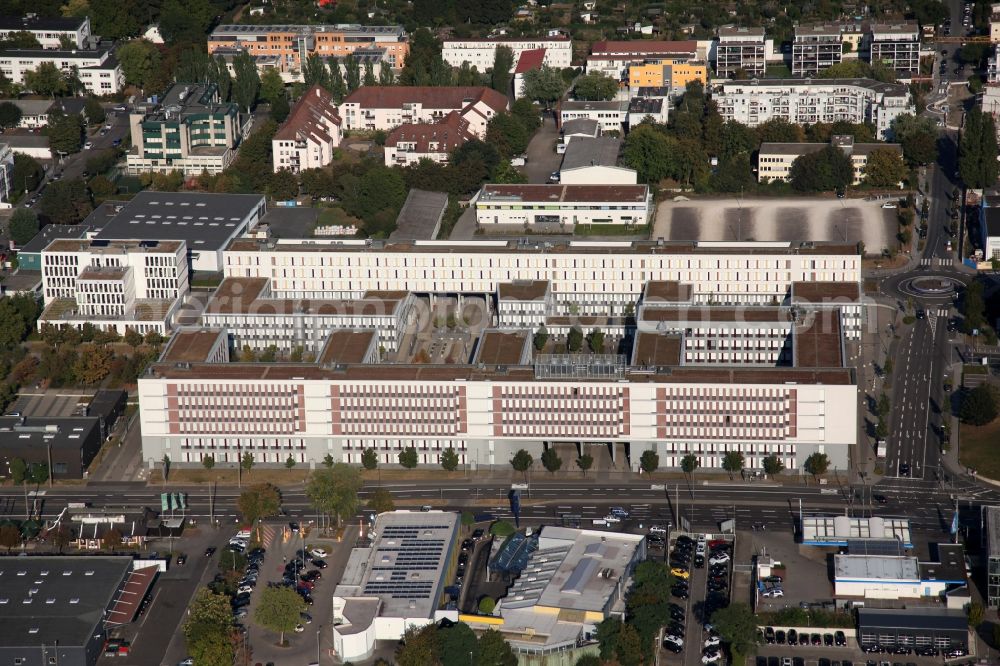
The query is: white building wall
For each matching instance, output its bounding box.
[441,39,572,70]
[0,49,122,96]
[559,165,638,185]
[559,107,626,133]
[0,17,91,49]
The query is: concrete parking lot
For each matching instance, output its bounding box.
[522,114,562,185]
[743,529,836,614]
[653,197,898,251]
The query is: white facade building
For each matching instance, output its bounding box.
[475,184,650,229]
[0,143,13,209]
[715,78,914,140]
[40,238,189,335]
[441,37,572,71]
[383,111,472,167]
[338,86,508,136]
[560,100,629,133]
[715,26,767,78]
[271,85,342,174]
[758,136,904,185]
[0,48,123,96]
[0,15,91,49]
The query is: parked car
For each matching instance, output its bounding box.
[702,650,722,664]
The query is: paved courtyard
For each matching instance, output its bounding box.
[654,197,899,251]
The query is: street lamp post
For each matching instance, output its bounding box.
[316,625,323,664]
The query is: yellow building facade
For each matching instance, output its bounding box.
[628,60,707,91]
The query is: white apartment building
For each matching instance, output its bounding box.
[716,78,914,140]
[758,136,904,185]
[383,111,472,167]
[792,24,844,76]
[475,184,650,230]
[271,85,342,174]
[868,22,920,75]
[585,39,700,79]
[560,100,629,133]
[441,37,572,71]
[200,276,415,354]
[0,143,12,209]
[40,238,190,335]
[0,48,123,96]
[221,238,863,314]
[715,26,767,78]
[0,15,91,49]
[338,86,508,136]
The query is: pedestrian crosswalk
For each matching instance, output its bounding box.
[919,257,952,268]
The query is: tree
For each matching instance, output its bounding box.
[9,458,27,485]
[961,384,998,425]
[161,455,171,482]
[510,448,533,482]
[877,393,891,418]
[361,448,379,471]
[567,326,584,352]
[363,61,377,87]
[72,345,114,384]
[322,454,335,468]
[202,455,215,471]
[615,623,644,666]
[762,455,785,478]
[184,588,235,666]
[522,66,565,106]
[804,452,831,479]
[379,65,394,86]
[117,40,161,92]
[9,209,38,246]
[207,56,232,103]
[304,463,362,528]
[478,628,517,666]
[864,148,907,187]
[329,59,347,103]
[574,72,618,101]
[969,601,985,627]
[46,111,83,155]
[398,446,419,468]
[302,54,332,90]
[711,602,758,654]
[492,159,527,184]
[721,451,745,480]
[50,524,72,553]
[396,624,440,666]
[789,145,854,192]
[260,68,286,105]
[284,455,296,470]
[875,417,889,440]
[368,487,395,514]
[485,113,529,159]
[541,447,562,474]
[623,124,675,183]
[479,596,496,614]
[83,97,106,126]
[533,326,548,351]
[240,452,255,480]
[100,527,122,550]
[23,62,66,97]
[12,153,43,194]
[344,55,361,92]
[681,454,699,480]
[237,483,281,532]
[959,108,1000,189]
[232,51,260,113]
[891,114,939,165]
[640,450,659,474]
[158,0,213,44]
[490,45,514,94]
[0,524,20,552]
[440,447,459,472]
[266,169,299,201]
[576,453,593,476]
[254,585,305,645]
[0,101,22,129]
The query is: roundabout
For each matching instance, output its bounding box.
[898,275,964,299]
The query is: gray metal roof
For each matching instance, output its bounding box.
[390,189,448,241]
[94,191,264,249]
[0,99,53,116]
[986,506,1000,556]
[982,208,1000,240]
[0,556,131,649]
[560,136,622,171]
[0,416,99,450]
[858,607,967,632]
[18,224,91,254]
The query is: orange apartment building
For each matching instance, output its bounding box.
[208,24,408,80]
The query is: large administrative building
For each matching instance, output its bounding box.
[138,239,861,474]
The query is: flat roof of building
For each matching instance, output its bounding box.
[94,192,263,248]
[920,544,967,583]
[212,23,405,37]
[562,100,628,112]
[205,277,406,316]
[801,515,912,547]
[0,99,53,116]
[795,23,844,37]
[794,309,843,368]
[591,39,697,54]
[159,328,227,364]
[0,555,131,649]
[474,330,530,366]
[983,208,1000,239]
[760,141,902,157]
[0,16,86,31]
[390,189,449,241]
[44,238,184,254]
[317,329,377,365]
[333,510,458,619]
[560,136,621,171]
[0,416,99,450]
[561,118,600,136]
[718,25,766,39]
[639,306,792,324]
[869,21,920,35]
[501,526,643,613]
[721,77,910,96]
[18,223,91,254]
[479,184,647,203]
[791,281,861,303]
[858,608,967,632]
[986,506,1000,556]
[643,280,693,303]
[498,280,550,301]
[628,97,664,116]
[834,554,920,582]
[631,332,682,367]
[227,238,861,257]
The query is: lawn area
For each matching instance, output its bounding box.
[573,223,649,237]
[317,206,361,230]
[959,418,1000,478]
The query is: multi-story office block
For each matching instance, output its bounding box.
[40,238,189,334]
[208,24,408,81]
[758,135,904,185]
[867,22,920,75]
[0,47,122,96]
[475,184,651,229]
[126,83,250,175]
[0,15,91,49]
[441,37,572,71]
[792,24,844,76]
[715,26,767,78]
[716,78,914,140]
[271,85,342,174]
